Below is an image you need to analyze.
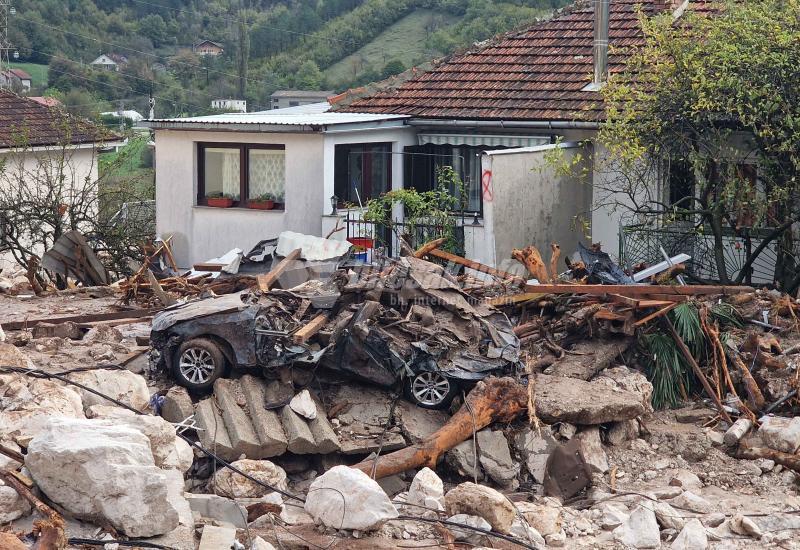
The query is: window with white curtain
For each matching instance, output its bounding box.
[198,143,286,208]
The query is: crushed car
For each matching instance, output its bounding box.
[150,255,523,409]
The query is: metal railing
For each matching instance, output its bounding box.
[620,223,795,285]
[345,211,464,261]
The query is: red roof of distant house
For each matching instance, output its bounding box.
[338,0,712,122]
[29,96,62,108]
[0,91,113,149]
[8,68,31,80]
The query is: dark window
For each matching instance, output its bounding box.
[334,143,391,205]
[404,144,487,213]
[288,101,300,107]
[197,143,285,208]
[667,159,695,218]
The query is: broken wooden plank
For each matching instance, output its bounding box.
[257,248,302,292]
[413,238,447,259]
[147,269,177,307]
[292,313,329,344]
[427,248,526,285]
[484,292,546,306]
[191,263,226,272]
[525,283,754,296]
[632,303,678,327]
[3,308,161,331]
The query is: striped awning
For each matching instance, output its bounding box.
[417,133,551,147]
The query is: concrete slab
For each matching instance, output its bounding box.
[198,524,236,550]
[308,398,341,454]
[240,375,288,457]
[280,405,317,454]
[213,378,263,459]
[194,398,236,462]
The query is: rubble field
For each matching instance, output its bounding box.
[2,236,800,550]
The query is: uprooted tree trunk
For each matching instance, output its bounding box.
[512,245,551,283]
[352,377,528,479]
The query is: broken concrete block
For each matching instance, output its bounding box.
[339,430,406,455]
[535,374,646,424]
[83,324,123,343]
[669,469,703,491]
[516,500,562,536]
[446,439,482,480]
[594,366,654,413]
[289,389,317,420]
[240,375,288,457]
[476,429,519,489]
[607,419,639,446]
[759,416,800,453]
[670,491,712,514]
[396,400,449,444]
[149,469,195,550]
[304,465,398,530]
[576,426,609,474]
[25,417,180,537]
[613,504,660,549]
[32,321,82,340]
[161,386,194,424]
[213,378,262,459]
[307,399,341,453]
[194,397,236,461]
[280,405,317,454]
[444,482,514,534]
[251,536,277,550]
[407,467,444,513]
[67,369,150,412]
[185,493,248,528]
[211,458,288,498]
[446,514,491,543]
[595,502,628,530]
[512,425,558,483]
[198,525,236,550]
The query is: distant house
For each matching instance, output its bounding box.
[193,40,224,57]
[211,99,247,113]
[90,54,129,72]
[101,110,145,125]
[271,90,333,110]
[0,69,32,92]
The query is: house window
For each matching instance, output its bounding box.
[334,143,391,205]
[404,144,487,213]
[289,101,300,107]
[198,143,285,207]
[667,159,695,219]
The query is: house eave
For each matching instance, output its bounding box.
[407,118,600,130]
[143,118,409,134]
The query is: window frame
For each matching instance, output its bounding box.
[333,142,393,206]
[197,142,285,208]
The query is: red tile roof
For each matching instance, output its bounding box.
[0,91,113,149]
[339,0,708,122]
[8,68,31,80]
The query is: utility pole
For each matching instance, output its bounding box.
[0,1,14,87]
[237,0,249,101]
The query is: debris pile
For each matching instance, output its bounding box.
[4,235,800,549]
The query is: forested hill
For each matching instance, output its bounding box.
[11,0,567,117]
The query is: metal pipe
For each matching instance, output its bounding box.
[593,0,610,86]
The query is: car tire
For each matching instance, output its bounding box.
[404,371,459,410]
[173,338,226,391]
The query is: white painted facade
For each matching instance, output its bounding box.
[211,99,247,113]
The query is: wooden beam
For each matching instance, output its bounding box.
[147,269,177,307]
[427,248,526,285]
[484,292,546,306]
[413,238,447,258]
[191,263,226,272]
[3,308,161,331]
[524,284,754,296]
[633,303,677,327]
[292,313,329,344]
[257,248,302,292]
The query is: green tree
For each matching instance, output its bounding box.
[295,60,324,89]
[598,0,800,289]
[381,58,406,79]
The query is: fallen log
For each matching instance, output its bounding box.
[0,469,67,549]
[736,445,800,474]
[548,243,561,282]
[351,377,527,479]
[426,248,525,285]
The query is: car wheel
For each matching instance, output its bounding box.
[405,371,459,410]
[173,338,226,391]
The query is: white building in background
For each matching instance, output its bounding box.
[211,99,247,113]
[270,90,333,110]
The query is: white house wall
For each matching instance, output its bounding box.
[482,143,593,271]
[153,129,325,267]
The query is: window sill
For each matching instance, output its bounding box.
[193,205,286,212]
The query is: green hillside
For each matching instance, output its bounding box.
[9,62,48,86]
[324,9,458,88]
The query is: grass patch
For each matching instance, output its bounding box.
[10,62,49,86]
[324,9,458,87]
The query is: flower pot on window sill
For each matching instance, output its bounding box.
[272,202,284,210]
[247,200,274,210]
[207,197,234,208]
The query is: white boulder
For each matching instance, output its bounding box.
[212,459,288,498]
[447,514,491,543]
[444,482,515,534]
[406,467,444,513]
[516,500,562,536]
[67,369,150,412]
[613,504,661,549]
[670,491,712,514]
[672,518,708,550]
[289,390,317,420]
[759,416,800,454]
[0,483,31,523]
[0,371,85,445]
[304,465,398,530]
[25,417,180,537]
